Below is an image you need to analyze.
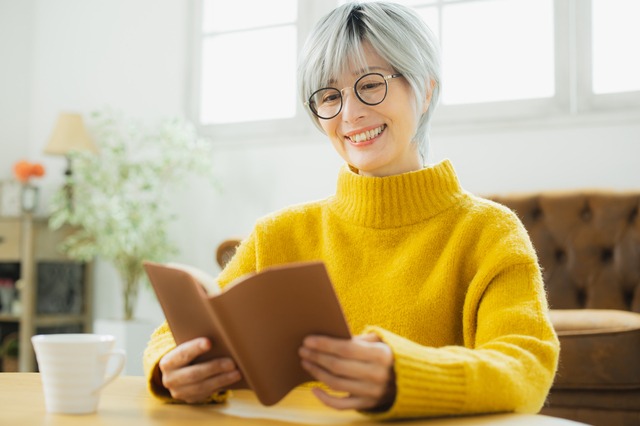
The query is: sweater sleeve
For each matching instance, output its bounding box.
[362,261,559,420]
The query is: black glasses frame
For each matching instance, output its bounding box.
[305,72,403,120]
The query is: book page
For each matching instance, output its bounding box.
[165,262,220,295]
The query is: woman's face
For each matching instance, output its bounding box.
[318,44,425,177]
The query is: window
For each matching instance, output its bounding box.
[198,0,298,125]
[192,0,640,140]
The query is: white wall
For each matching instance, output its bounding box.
[0,0,34,172]
[1,0,639,330]
[0,0,190,324]
[24,0,191,323]
[431,121,640,194]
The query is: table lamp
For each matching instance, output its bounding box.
[44,112,98,209]
[44,112,98,176]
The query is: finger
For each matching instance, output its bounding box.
[355,333,382,343]
[301,359,382,399]
[162,357,237,390]
[169,370,242,404]
[311,387,377,411]
[160,338,211,372]
[303,336,368,362]
[299,347,388,384]
[303,336,393,366]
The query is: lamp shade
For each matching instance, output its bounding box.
[44,113,98,155]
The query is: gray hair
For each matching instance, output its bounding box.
[298,1,441,161]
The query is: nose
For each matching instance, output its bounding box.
[340,88,366,124]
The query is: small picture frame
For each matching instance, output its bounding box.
[21,185,39,213]
[0,180,22,217]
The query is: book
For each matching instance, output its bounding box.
[143,261,352,406]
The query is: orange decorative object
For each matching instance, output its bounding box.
[13,161,32,183]
[13,160,46,183]
[32,163,45,177]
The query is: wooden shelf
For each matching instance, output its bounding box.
[34,314,88,327]
[0,214,93,372]
[0,313,20,322]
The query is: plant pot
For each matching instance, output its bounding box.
[1,332,19,372]
[2,356,18,372]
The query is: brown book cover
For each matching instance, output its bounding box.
[143,261,352,406]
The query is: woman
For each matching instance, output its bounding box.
[144,2,559,419]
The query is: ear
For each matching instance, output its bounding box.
[422,79,437,114]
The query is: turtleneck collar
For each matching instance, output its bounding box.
[328,159,465,228]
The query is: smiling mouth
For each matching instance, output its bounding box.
[346,125,386,144]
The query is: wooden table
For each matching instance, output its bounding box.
[0,373,588,425]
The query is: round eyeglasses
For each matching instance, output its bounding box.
[305,72,403,120]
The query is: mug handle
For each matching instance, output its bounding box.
[92,349,126,394]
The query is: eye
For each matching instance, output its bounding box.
[321,91,341,104]
[357,76,385,93]
[359,81,384,91]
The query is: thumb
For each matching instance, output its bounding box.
[356,332,382,343]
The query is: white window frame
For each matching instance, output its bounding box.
[189,0,640,143]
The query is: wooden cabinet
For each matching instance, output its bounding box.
[0,214,93,372]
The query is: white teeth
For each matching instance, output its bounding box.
[350,125,384,143]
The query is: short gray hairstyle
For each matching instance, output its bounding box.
[298,1,441,161]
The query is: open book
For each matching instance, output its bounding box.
[143,261,351,406]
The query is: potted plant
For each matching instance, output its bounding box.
[1,333,19,372]
[48,109,216,321]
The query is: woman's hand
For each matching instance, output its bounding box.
[159,337,242,404]
[299,333,396,411]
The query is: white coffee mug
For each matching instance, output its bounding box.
[31,333,126,414]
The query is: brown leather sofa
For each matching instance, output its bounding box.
[215,191,640,426]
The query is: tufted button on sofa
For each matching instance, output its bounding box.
[488,192,640,426]
[215,191,640,426]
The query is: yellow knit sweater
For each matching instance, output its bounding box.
[143,159,559,419]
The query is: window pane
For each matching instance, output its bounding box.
[592,0,640,94]
[203,0,297,33]
[200,26,297,124]
[441,0,554,104]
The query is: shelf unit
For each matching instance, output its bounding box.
[0,214,93,372]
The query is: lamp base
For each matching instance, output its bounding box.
[64,155,73,212]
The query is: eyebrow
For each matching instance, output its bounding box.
[327,66,389,85]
